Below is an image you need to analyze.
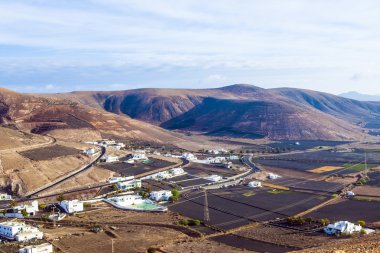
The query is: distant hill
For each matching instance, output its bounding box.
[0,88,180,144]
[339,91,380,102]
[41,84,380,140]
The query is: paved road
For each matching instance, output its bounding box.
[241,155,260,172]
[24,146,106,198]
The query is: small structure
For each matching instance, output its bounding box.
[0,193,12,201]
[268,173,281,180]
[108,176,135,184]
[116,179,142,191]
[169,167,185,176]
[105,195,167,212]
[150,190,173,202]
[346,191,355,197]
[131,153,147,160]
[60,200,84,214]
[100,155,119,163]
[182,153,197,161]
[229,155,240,160]
[324,221,362,235]
[83,148,97,156]
[0,200,39,218]
[19,243,53,253]
[248,181,262,188]
[0,221,43,242]
[206,175,223,182]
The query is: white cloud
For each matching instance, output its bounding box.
[0,0,380,94]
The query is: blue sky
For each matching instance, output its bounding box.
[0,0,379,94]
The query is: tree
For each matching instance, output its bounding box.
[171,189,180,198]
[21,209,29,217]
[57,194,65,202]
[358,220,366,227]
[319,218,330,226]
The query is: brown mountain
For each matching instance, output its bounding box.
[44,84,380,140]
[0,88,181,144]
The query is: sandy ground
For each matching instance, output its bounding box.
[0,139,94,195]
[0,127,47,150]
[162,238,249,253]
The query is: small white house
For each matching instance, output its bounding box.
[0,222,43,241]
[132,153,147,160]
[0,193,12,201]
[229,155,240,160]
[19,243,53,253]
[248,181,262,188]
[206,175,223,182]
[150,190,173,202]
[324,221,362,235]
[60,200,84,214]
[346,191,355,197]
[268,173,281,180]
[108,176,135,184]
[83,148,97,156]
[169,167,185,176]
[182,153,197,161]
[116,179,142,191]
[101,155,119,163]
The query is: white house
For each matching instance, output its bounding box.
[116,179,142,191]
[268,173,281,180]
[101,155,119,163]
[0,222,43,241]
[0,193,12,201]
[182,153,197,161]
[150,190,173,202]
[132,153,147,160]
[60,200,84,214]
[346,191,355,197]
[108,176,134,184]
[16,200,39,216]
[248,181,262,188]
[169,167,185,176]
[229,155,240,160]
[19,243,53,253]
[206,175,223,182]
[324,221,362,235]
[83,148,97,156]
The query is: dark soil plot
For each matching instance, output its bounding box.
[143,180,173,191]
[176,178,212,188]
[19,145,79,160]
[266,140,350,151]
[367,171,380,187]
[211,235,299,253]
[169,192,250,230]
[186,163,238,177]
[271,150,380,164]
[100,158,175,176]
[170,188,329,230]
[271,178,345,193]
[254,159,340,171]
[307,199,380,224]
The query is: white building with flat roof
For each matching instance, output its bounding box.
[108,176,134,184]
[248,181,262,188]
[60,200,84,214]
[182,153,197,161]
[19,243,53,253]
[0,222,43,241]
[206,175,223,182]
[0,193,12,201]
[101,155,119,163]
[150,190,173,202]
[116,179,142,191]
[83,148,97,156]
[132,153,147,160]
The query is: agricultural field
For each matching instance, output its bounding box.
[185,162,239,177]
[270,178,345,193]
[19,144,80,160]
[100,158,176,177]
[169,186,330,230]
[307,199,380,225]
[266,140,350,151]
[367,171,380,187]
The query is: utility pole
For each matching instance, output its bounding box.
[203,190,210,223]
[111,239,114,253]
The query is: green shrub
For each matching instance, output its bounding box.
[358,220,366,227]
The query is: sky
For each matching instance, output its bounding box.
[0,0,379,94]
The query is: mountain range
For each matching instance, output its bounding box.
[2,84,380,142]
[339,91,380,102]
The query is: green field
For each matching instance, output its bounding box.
[344,163,378,172]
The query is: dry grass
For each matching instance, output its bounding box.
[308,166,343,174]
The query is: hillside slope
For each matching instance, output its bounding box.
[0,88,180,144]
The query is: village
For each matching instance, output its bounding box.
[0,138,379,253]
